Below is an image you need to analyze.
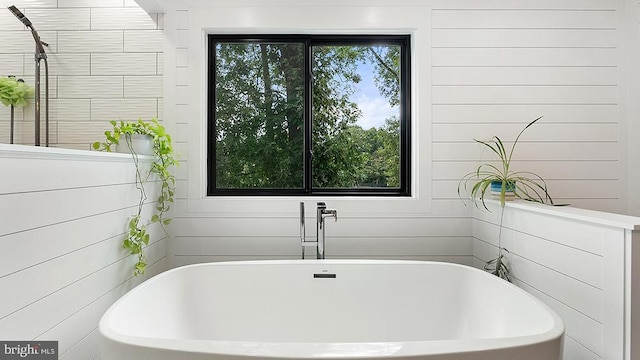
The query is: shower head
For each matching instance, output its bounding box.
[8,5,32,27]
[7,5,46,57]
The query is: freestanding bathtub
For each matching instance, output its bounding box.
[99,260,564,360]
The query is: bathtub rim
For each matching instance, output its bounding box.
[99,259,565,359]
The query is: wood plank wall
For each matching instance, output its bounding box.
[0,147,167,360]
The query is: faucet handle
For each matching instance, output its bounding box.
[327,209,338,222]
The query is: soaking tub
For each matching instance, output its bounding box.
[99,260,564,360]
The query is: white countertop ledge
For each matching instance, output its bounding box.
[501,199,640,231]
[0,143,153,163]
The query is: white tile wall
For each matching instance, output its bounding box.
[91,8,158,30]
[0,0,163,149]
[91,53,157,75]
[0,12,27,31]
[176,29,188,48]
[0,0,57,7]
[0,30,57,53]
[175,48,188,67]
[47,99,92,122]
[175,10,188,29]
[124,75,162,97]
[58,0,124,7]
[58,31,124,53]
[0,54,24,76]
[123,30,164,52]
[156,53,163,75]
[24,8,91,31]
[24,53,91,76]
[90,98,158,122]
[58,76,123,98]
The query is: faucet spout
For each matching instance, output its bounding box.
[316,202,337,259]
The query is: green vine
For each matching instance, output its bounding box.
[93,118,177,276]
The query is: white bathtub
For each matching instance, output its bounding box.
[99,260,564,360]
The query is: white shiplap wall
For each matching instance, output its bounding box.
[163,2,473,268]
[0,0,163,149]
[431,4,621,213]
[0,145,167,360]
[473,200,640,360]
[161,0,625,268]
[0,0,635,360]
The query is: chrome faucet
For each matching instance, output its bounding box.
[299,202,337,259]
[316,202,337,259]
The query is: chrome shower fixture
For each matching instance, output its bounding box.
[7,5,31,25]
[8,5,50,146]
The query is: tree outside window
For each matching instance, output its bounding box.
[208,35,410,196]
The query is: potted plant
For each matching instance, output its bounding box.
[0,76,34,144]
[93,118,177,276]
[457,116,553,281]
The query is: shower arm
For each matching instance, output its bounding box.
[31,31,48,60]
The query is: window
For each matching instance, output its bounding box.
[207,35,411,196]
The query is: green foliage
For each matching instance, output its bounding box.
[457,116,553,209]
[215,43,305,189]
[484,248,511,281]
[0,77,34,108]
[368,47,400,107]
[93,118,177,276]
[213,42,401,190]
[457,117,553,282]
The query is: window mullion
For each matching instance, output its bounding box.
[304,39,313,194]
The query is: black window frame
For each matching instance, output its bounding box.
[207,34,411,196]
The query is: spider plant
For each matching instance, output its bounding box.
[457,116,553,209]
[457,116,554,281]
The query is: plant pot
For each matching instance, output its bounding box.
[490,181,515,200]
[116,134,154,156]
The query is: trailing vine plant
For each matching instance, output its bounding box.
[93,118,177,276]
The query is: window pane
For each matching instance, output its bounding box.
[214,42,305,189]
[311,45,401,189]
